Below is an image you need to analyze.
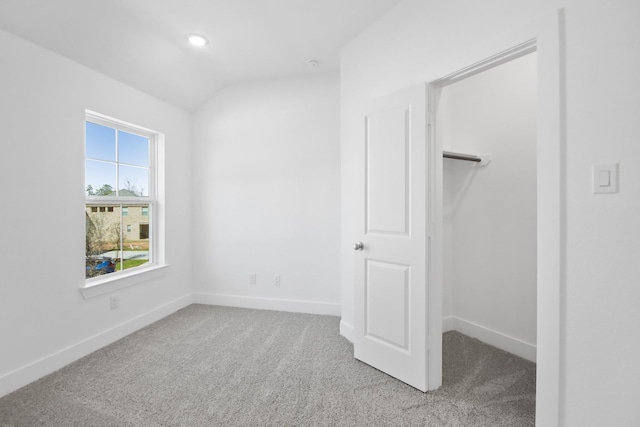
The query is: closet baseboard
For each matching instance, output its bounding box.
[443,316,455,332]
[444,316,536,362]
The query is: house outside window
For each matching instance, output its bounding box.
[85,112,158,280]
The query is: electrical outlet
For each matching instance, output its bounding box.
[274,275,281,286]
[249,273,257,284]
[109,295,119,310]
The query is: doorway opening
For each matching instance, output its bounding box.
[431,48,539,420]
[438,51,538,362]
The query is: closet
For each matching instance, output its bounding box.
[438,52,538,362]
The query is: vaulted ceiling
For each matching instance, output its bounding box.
[0,0,403,110]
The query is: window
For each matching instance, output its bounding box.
[140,224,149,239]
[85,112,159,281]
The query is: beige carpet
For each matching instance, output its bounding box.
[0,305,536,426]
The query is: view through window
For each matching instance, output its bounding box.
[85,114,156,280]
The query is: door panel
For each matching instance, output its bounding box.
[365,106,409,235]
[365,260,410,350]
[354,84,435,392]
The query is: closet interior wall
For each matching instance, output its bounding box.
[439,53,538,361]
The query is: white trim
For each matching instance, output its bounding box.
[340,320,354,342]
[0,294,192,398]
[427,84,443,391]
[533,10,564,427]
[84,110,166,292]
[447,316,537,362]
[193,293,341,316]
[80,264,170,299]
[85,109,159,136]
[442,316,455,332]
[427,9,563,425]
[431,39,537,88]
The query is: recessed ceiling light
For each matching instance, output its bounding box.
[187,34,208,47]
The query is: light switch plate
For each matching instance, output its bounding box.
[592,163,618,194]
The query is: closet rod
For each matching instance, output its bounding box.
[443,151,482,163]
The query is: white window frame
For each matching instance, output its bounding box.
[82,111,167,298]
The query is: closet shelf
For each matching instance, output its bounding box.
[443,150,491,166]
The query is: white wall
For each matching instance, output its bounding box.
[441,53,537,360]
[340,0,640,426]
[192,73,341,315]
[0,29,193,396]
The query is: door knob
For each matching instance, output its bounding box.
[353,242,364,251]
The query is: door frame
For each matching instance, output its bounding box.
[426,10,564,426]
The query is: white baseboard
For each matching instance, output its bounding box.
[340,320,354,342]
[1,295,535,401]
[446,316,537,362]
[443,316,455,332]
[337,316,533,362]
[193,293,341,317]
[0,294,193,398]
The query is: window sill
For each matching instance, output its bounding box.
[80,264,170,299]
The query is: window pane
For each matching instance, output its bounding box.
[86,122,116,161]
[119,165,149,197]
[86,160,116,196]
[85,204,120,279]
[120,204,149,272]
[85,114,156,282]
[118,131,149,167]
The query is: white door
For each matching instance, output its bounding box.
[354,84,440,392]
